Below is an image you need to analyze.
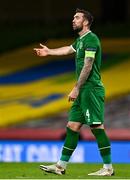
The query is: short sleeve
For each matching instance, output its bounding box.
[85,41,97,59]
[70,41,77,52]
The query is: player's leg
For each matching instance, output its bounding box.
[40,99,84,175]
[40,122,82,174]
[81,86,114,176]
[88,124,114,176]
[89,87,113,176]
[57,99,85,169]
[57,121,82,169]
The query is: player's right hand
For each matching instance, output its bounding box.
[34,43,49,56]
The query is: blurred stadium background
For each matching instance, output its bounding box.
[0,0,130,163]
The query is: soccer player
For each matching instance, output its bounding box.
[34,8,114,176]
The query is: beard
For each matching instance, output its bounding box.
[73,24,83,33]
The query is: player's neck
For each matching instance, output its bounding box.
[78,27,90,37]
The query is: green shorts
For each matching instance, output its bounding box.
[68,84,105,126]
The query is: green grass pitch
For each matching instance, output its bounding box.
[0,163,130,179]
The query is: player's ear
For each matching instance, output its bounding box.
[83,19,88,26]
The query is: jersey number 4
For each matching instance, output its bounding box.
[86,109,90,122]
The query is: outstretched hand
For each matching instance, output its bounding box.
[34,43,49,56]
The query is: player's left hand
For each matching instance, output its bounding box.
[68,87,79,102]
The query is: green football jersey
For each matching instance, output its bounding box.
[71,31,103,88]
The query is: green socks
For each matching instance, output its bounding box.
[91,128,112,164]
[60,127,111,165]
[60,127,79,162]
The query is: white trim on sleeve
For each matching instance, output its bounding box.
[70,45,76,52]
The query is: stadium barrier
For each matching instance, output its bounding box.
[0,128,130,163]
[0,128,130,141]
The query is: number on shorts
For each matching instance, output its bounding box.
[86,109,90,122]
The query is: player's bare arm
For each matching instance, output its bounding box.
[68,57,94,102]
[34,43,74,57]
[76,57,94,89]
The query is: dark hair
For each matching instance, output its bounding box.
[76,8,94,27]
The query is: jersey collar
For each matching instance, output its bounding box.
[79,31,91,39]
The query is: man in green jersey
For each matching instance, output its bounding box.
[34,8,114,176]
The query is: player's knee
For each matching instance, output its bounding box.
[90,124,104,129]
[67,122,82,132]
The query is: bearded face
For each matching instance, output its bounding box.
[72,13,87,33]
[73,22,83,32]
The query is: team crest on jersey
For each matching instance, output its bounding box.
[79,42,83,49]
